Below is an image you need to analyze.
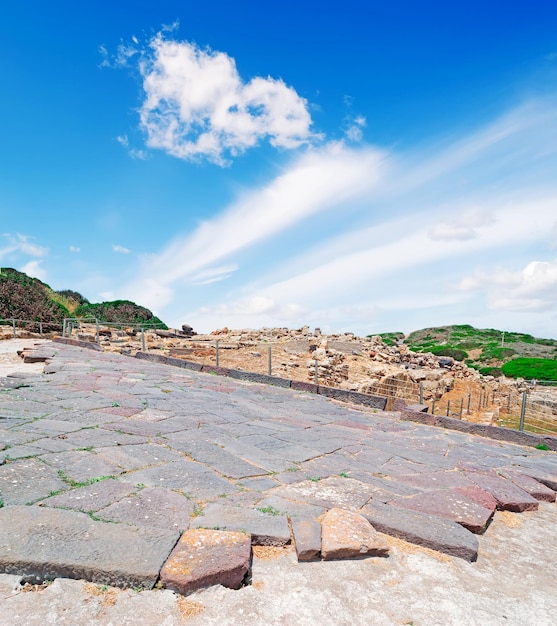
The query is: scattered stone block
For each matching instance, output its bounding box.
[463,470,539,512]
[388,489,495,534]
[291,518,321,561]
[361,500,478,562]
[0,458,68,505]
[320,508,389,560]
[0,506,179,588]
[160,528,251,595]
[498,470,556,502]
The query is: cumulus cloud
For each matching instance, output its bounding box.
[344,115,367,142]
[460,259,557,312]
[428,207,495,241]
[20,260,47,281]
[137,33,317,164]
[112,244,131,254]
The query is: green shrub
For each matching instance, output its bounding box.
[431,346,468,361]
[75,300,167,329]
[502,358,557,381]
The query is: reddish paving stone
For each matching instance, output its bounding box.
[361,500,479,562]
[463,470,539,512]
[320,508,389,560]
[394,470,474,490]
[497,470,556,502]
[160,528,251,595]
[388,489,495,534]
[453,485,498,512]
[291,518,321,561]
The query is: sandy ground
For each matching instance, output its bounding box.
[1,503,556,626]
[0,339,50,377]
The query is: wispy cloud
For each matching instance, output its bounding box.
[428,207,495,241]
[1,233,48,261]
[112,244,131,254]
[69,245,80,253]
[116,134,148,160]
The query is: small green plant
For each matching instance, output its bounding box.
[308,476,321,482]
[111,402,119,407]
[257,506,280,516]
[535,443,550,451]
[192,503,205,517]
[339,471,349,478]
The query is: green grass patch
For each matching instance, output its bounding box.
[502,358,557,381]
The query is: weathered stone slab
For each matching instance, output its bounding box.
[291,518,321,561]
[320,508,389,560]
[271,476,375,511]
[361,500,479,562]
[393,470,474,490]
[191,503,290,546]
[453,485,498,512]
[497,470,556,502]
[117,460,238,499]
[463,470,539,512]
[388,489,495,534]
[160,529,251,595]
[0,506,179,588]
[40,450,123,484]
[0,458,68,505]
[96,487,194,532]
[38,479,135,513]
[95,444,184,472]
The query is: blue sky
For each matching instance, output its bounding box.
[1,1,557,337]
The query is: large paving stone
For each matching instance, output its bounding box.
[40,450,124,483]
[361,500,479,562]
[96,487,194,532]
[0,506,179,588]
[118,460,238,499]
[498,469,556,502]
[0,459,68,505]
[462,470,539,512]
[191,503,291,546]
[320,508,389,561]
[37,479,136,513]
[387,489,495,534]
[160,528,251,595]
[271,476,375,510]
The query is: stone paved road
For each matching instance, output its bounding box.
[0,341,556,604]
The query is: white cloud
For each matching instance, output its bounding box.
[344,115,367,142]
[428,207,495,241]
[189,264,238,286]
[121,142,386,309]
[69,246,80,253]
[460,259,557,312]
[116,134,148,160]
[1,233,48,260]
[112,244,131,254]
[138,33,317,164]
[20,260,47,281]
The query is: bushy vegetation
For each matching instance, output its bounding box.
[75,300,167,329]
[430,346,468,361]
[376,332,404,346]
[501,358,557,381]
[0,268,69,328]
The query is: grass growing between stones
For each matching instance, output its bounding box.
[56,470,116,489]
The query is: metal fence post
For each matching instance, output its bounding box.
[39,322,43,336]
[477,393,482,412]
[141,326,146,352]
[95,318,100,344]
[419,382,423,404]
[459,398,464,418]
[215,340,220,367]
[467,393,471,415]
[12,319,16,338]
[314,359,319,385]
[431,400,436,415]
[267,346,272,375]
[519,391,527,431]
[447,400,451,416]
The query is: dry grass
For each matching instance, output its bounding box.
[83,582,118,606]
[252,545,289,560]
[20,582,51,593]
[176,596,204,620]
[383,534,453,563]
[497,510,523,528]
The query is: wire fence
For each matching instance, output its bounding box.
[2,318,556,436]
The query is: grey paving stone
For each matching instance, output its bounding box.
[60,428,149,448]
[462,470,540,512]
[253,495,326,520]
[118,460,238,500]
[0,458,68,505]
[95,443,185,471]
[191,502,291,546]
[38,479,136,513]
[393,470,475,490]
[160,528,251,595]
[270,476,375,510]
[96,487,194,532]
[0,505,178,588]
[237,476,280,491]
[388,489,495,534]
[361,500,479,562]
[40,450,124,484]
[291,518,321,561]
[498,469,556,502]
